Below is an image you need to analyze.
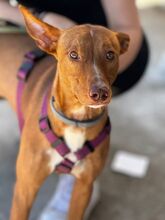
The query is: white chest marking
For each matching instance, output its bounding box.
[64,126,86,152]
[64,126,86,177]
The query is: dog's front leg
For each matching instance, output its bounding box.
[68,137,110,220]
[68,174,93,220]
[10,141,51,220]
[10,179,37,220]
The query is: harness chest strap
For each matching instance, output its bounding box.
[17,49,111,174]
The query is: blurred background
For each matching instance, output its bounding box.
[0,1,165,220]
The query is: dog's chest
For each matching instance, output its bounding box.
[64,126,86,152]
[47,107,87,176]
[47,125,86,175]
[64,106,87,153]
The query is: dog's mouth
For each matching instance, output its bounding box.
[75,94,111,109]
[88,104,108,109]
[76,95,111,109]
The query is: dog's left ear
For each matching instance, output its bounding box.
[116,32,130,55]
[19,5,62,55]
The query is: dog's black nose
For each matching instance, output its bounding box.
[89,86,109,101]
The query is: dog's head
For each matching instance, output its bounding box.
[20,6,130,108]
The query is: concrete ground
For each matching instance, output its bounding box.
[0,7,165,220]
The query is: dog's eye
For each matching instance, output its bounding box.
[69,51,79,60]
[106,51,115,61]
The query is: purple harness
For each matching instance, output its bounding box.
[17,50,111,174]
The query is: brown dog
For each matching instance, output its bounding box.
[0,6,130,220]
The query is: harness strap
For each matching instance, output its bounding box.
[56,158,75,173]
[17,49,46,131]
[39,90,71,157]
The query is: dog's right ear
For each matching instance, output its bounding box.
[116,32,130,55]
[19,5,62,55]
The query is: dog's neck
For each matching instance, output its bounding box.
[51,70,105,122]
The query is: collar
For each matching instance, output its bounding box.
[50,96,106,128]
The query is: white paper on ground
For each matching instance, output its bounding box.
[111,151,150,178]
